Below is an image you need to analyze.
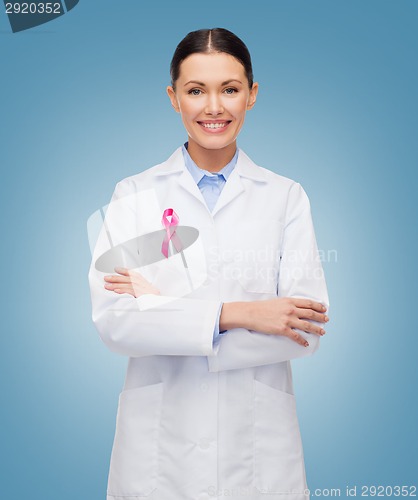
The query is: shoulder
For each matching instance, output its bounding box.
[112,147,183,195]
[238,149,310,201]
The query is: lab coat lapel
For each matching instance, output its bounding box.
[154,147,207,209]
[211,167,245,217]
[177,167,207,207]
[211,148,267,217]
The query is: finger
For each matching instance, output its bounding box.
[129,275,160,291]
[295,307,329,324]
[294,319,325,336]
[104,282,134,293]
[292,298,327,312]
[104,275,132,283]
[113,288,136,297]
[282,327,309,347]
[109,283,134,292]
[114,267,131,276]
[115,268,150,285]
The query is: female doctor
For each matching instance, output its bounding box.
[88,28,329,500]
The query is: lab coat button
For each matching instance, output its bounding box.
[203,278,211,286]
[199,438,210,450]
[199,382,209,392]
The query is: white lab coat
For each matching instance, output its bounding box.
[88,146,329,500]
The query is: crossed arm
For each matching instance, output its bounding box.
[104,267,329,348]
[89,180,329,370]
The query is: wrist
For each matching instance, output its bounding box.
[219,301,253,331]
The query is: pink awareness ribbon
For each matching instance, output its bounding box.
[161,208,184,258]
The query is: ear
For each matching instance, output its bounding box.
[246,82,259,110]
[166,86,180,113]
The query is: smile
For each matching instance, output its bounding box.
[197,121,232,132]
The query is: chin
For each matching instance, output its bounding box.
[198,141,233,151]
[193,134,236,150]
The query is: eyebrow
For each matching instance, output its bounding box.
[183,79,243,87]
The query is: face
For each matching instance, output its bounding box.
[167,52,258,152]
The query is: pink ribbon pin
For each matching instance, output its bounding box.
[161,208,184,258]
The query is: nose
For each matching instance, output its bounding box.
[204,93,224,115]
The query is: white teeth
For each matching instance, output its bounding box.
[201,122,228,129]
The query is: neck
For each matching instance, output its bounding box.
[186,138,237,173]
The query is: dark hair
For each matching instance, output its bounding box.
[170,28,254,91]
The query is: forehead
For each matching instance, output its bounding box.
[178,52,246,83]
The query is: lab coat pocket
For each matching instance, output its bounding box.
[107,382,164,498]
[253,379,307,495]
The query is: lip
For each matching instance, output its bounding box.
[197,120,232,134]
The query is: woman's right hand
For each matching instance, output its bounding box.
[104,267,161,298]
[220,298,329,347]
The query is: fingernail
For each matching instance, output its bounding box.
[304,341,309,347]
[320,329,325,335]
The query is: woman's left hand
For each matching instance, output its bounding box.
[104,267,161,298]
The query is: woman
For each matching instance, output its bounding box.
[89,27,329,500]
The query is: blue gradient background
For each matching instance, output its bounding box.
[1,1,417,498]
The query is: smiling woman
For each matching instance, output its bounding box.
[88,27,329,500]
[166,51,258,168]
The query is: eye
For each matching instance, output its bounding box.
[224,87,238,94]
[188,88,202,96]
